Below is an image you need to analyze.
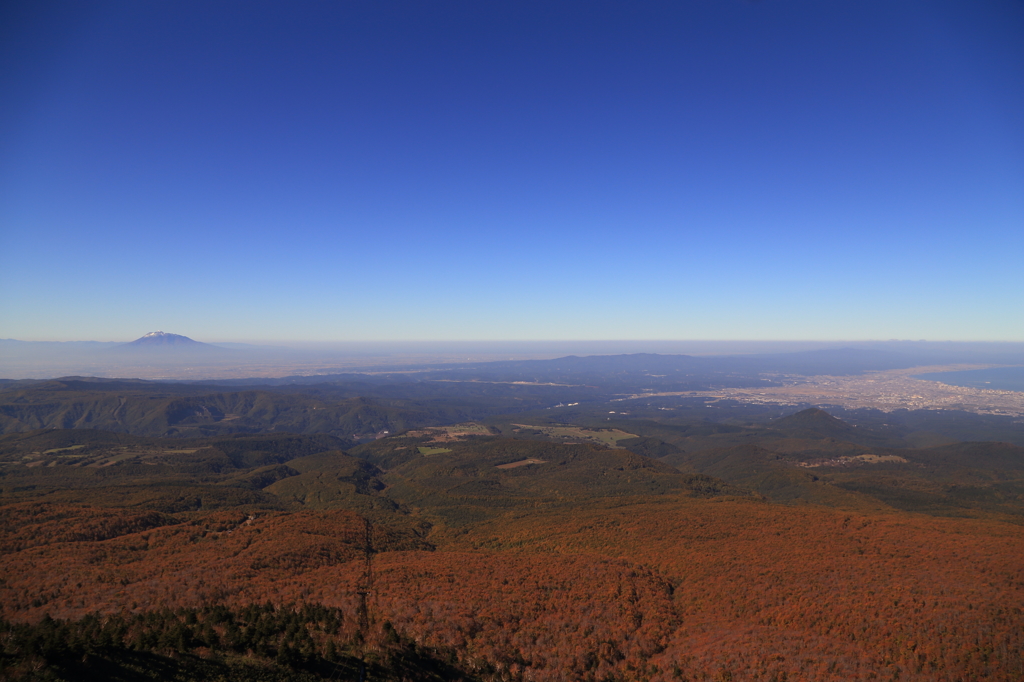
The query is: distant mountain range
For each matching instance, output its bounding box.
[3,337,1024,382]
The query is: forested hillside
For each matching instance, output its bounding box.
[2,410,1023,681]
[0,380,475,439]
[0,377,610,440]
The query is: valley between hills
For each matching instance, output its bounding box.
[1,353,1023,681]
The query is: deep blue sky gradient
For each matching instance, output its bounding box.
[2,1,1022,342]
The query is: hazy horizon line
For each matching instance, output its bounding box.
[7,337,1024,345]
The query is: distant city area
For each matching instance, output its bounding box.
[654,366,1024,417]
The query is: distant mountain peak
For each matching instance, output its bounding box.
[107,332,228,355]
[128,331,200,346]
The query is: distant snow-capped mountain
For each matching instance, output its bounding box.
[125,331,202,347]
[112,332,229,353]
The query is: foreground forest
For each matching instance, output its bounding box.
[1,390,1023,680]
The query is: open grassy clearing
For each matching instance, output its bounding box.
[403,422,496,442]
[417,446,453,456]
[40,445,88,455]
[511,424,637,447]
[854,454,907,463]
[495,458,547,469]
[11,446,209,470]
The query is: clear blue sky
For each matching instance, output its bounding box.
[2,1,1022,342]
